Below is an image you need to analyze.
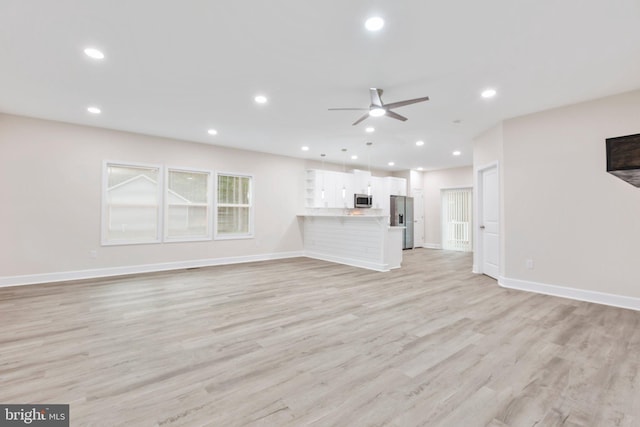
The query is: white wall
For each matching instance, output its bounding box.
[473,123,504,168]
[502,89,640,298]
[409,170,424,193]
[422,166,473,248]
[0,114,306,283]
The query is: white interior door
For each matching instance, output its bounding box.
[479,165,499,279]
[411,188,424,247]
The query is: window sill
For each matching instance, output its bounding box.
[164,236,213,243]
[101,238,162,246]
[214,234,254,241]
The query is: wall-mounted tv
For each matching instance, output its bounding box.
[606,133,640,187]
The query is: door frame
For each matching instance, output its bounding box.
[474,161,500,276]
[411,188,424,248]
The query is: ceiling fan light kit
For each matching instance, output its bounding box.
[329,88,429,126]
[369,108,386,117]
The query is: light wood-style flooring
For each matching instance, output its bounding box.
[1,249,640,426]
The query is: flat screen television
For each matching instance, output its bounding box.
[606,133,640,187]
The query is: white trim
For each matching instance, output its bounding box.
[498,276,640,312]
[411,188,425,248]
[0,251,305,288]
[303,251,390,272]
[213,233,255,240]
[422,243,442,249]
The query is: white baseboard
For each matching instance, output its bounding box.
[472,264,480,274]
[0,251,305,288]
[303,251,390,272]
[499,276,640,312]
[422,243,442,250]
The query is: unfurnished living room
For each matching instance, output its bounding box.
[2,2,640,426]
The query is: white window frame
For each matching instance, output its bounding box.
[164,166,214,242]
[214,172,254,240]
[101,160,164,246]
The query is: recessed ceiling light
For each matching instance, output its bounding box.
[84,47,104,59]
[254,95,268,104]
[207,129,218,135]
[453,150,461,156]
[369,108,385,117]
[388,161,395,166]
[365,17,384,31]
[417,167,424,171]
[365,127,375,133]
[87,106,101,114]
[301,146,309,151]
[481,88,497,99]
[415,140,424,146]
[351,155,358,160]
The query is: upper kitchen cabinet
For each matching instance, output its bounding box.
[353,170,372,195]
[304,169,406,210]
[332,170,354,208]
[305,169,354,208]
[387,177,407,196]
[370,176,387,210]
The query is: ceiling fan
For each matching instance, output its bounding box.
[329,88,429,126]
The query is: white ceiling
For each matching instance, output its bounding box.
[2,1,640,171]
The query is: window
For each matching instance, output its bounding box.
[166,168,212,241]
[102,163,254,244]
[216,173,253,238]
[103,162,162,245]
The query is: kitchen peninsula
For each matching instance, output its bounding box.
[297,211,404,272]
[299,169,408,271]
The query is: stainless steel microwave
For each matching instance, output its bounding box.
[354,194,373,208]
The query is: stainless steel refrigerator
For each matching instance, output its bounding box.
[390,195,414,249]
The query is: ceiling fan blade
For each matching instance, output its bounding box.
[370,88,383,107]
[385,110,408,122]
[328,108,369,111]
[383,96,430,110]
[352,113,370,126]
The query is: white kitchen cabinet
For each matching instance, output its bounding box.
[352,170,372,195]
[331,171,354,208]
[370,176,387,210]
[305,170,403,210]
[305,170,354,208]
[387,177,407,196]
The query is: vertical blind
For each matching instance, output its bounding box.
[442,188,473,252]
